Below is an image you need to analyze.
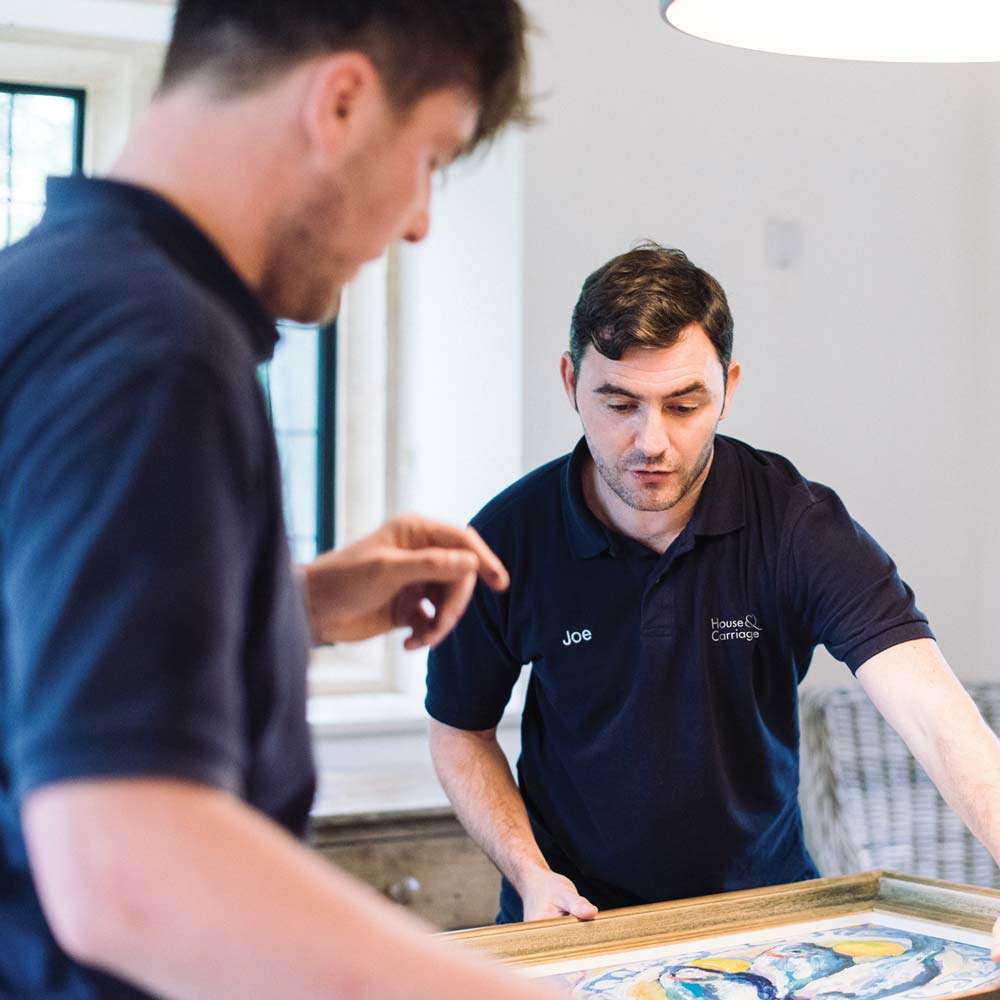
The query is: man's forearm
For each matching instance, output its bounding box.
[859,639,1000,865]
[428,720,550,892]
[912,691,1000,864]
[24,779,556,1000]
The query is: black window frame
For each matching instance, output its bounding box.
[316,321,338,554]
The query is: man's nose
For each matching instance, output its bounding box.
[634,411,671,459]
[403,174,432,244]
[403,208,430,244]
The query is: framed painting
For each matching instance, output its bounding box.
[446,871,1000,999]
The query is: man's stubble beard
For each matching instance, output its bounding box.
[258,180,348,325]
[589,429,716,514]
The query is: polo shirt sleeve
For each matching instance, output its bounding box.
[425,574,522,731]
[2,352,259,804]
[783,491,934,674]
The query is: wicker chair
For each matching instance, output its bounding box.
[799,682,1000,888]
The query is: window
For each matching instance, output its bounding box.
[262,322,338,563]
[1,83,85,248]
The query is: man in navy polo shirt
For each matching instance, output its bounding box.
[426,245,1000,955]
[0,2,562,999]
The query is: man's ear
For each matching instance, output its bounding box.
[559,352,579,412]
[719,361,741,421]
[301,52,382,164]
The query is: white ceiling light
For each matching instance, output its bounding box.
[660,0,1000,63]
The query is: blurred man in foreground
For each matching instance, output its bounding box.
[0,2,559,996]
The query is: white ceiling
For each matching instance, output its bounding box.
[1,0,175,43]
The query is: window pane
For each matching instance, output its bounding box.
[7,200,44,243]
[271,323,319,432]
[274,431,318,562]
[0,93,11,204]
[290,535,319,566]
[11,93,76,205]
[2,87,81,251]
[270,322,321,562]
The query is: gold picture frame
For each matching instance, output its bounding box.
[447,871,1000,997]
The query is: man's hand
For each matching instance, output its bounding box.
[518,868,598,923]
[302,515,509,649]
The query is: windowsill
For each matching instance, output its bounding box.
[308,691,430,737]
[308,690,523,738]
[307,691,524,821]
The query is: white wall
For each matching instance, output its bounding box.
[521,0,996,684]
[978,63,1000,684]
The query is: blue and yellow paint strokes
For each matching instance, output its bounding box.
[545,923,1000,999]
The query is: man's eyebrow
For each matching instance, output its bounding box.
[593,383,642,399]
[592,380,709,400]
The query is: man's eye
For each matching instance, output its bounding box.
[671,405,698,415]
[608,403,635,413]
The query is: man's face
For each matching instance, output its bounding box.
[563,326,740,513]
[262,79,478,324]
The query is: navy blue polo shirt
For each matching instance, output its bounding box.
[0,177,315,997]
[426,435,933,920]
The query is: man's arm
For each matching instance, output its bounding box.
[857,638,1000,960]
[428,719,597,923]
[24,778,560,999]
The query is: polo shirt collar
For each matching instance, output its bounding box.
[690,435,747,537]
[44,176,280,362]
[562,438,611,559]
[561,434,746,558]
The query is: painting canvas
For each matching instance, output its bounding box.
[522,913,1000,1000]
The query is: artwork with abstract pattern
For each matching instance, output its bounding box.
[540,922,1000,999]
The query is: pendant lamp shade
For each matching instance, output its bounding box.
[660,0,1000,63]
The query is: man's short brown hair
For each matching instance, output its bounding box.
[570,243,734,378]
[161,0,531,151]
